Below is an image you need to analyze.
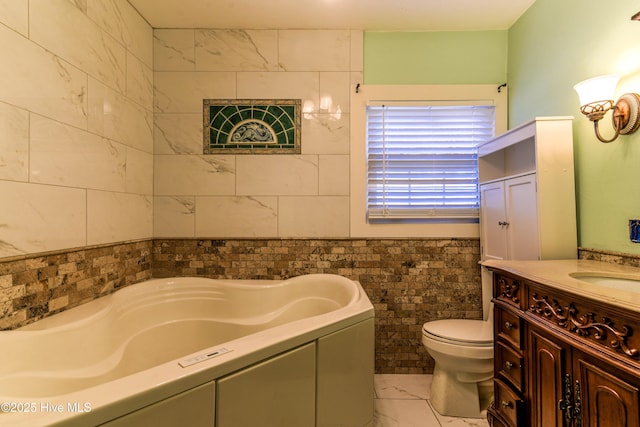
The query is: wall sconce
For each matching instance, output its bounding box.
[574,75,640,143]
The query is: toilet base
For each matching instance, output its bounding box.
[429,366,493,418]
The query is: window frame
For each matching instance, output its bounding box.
[350,84,507,238]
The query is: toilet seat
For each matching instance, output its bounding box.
[422,319,493,347]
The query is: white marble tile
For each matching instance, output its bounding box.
[302,113,350,155]
[429,402,490,427]
[154,113,202,154]
[87,0,153,67]
[320,72,351,114]
[154,29,196,72]
[88,78,153,153]
[0,24,88,129]
[195,196,278,238]
[67,0,87,13]
[195,29,279,71]
[30,0,126,93]
[0,0,28,36]
[319,155,349,196]
[0,102,28,181]
[153,196,195,237]
[278,30,350,72]
[154,155,236,196]
[237,72,319,109]
[236,155,318,196]
[374,374,432,400]
[30,115,126,192]
[125,147,153,195]
[87,190,152,245]
[351,30,364,72]
[154,71,236,113]
[126,51,153,111]
[278,196,349,237]
[374,399,440,427]
[0,181,86,257]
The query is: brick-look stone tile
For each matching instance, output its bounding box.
[0,242,618,374]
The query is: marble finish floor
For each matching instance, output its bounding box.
[374,374,489,427]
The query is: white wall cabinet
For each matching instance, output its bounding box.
[480,174,539,260]
[478,117,577,261]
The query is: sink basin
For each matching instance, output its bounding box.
[570,273,640,292]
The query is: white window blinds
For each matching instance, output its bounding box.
[366,103,495,221]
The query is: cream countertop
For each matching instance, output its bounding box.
[481,259,640,313]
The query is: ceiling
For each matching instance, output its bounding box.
[128,0,537,31]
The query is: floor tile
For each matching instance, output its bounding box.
[374,399,440,427]
[374,374,431,400]
[429,401,489,427]
[373,374,490,427]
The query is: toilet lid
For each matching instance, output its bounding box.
[422,319,493,345]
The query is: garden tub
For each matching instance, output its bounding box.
[0,274,375,426]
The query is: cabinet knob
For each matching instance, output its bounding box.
[501,400,512,409]
[498,221,510,227]
[505,361,514,369]
[504,321,515,330]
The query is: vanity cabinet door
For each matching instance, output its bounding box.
[575,352,640,427]
[528,327,570,427]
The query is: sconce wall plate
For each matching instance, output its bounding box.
[615,93,640,135]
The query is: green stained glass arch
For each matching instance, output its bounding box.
[204,99,301,154]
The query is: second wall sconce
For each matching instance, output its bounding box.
[574,74,640,143]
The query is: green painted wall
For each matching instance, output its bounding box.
[509,0,640,254]
[363,31,508,84]
[364,1,640,255]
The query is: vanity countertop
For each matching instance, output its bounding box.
[482,259,640,313]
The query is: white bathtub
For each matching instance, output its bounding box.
[0,274,375,426]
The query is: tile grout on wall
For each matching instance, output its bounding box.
[0,237,481,374]
[0,238,629,373]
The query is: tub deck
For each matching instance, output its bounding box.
[0,274,374,426]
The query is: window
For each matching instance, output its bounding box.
[366,103,495,222]
[349,85,507,238]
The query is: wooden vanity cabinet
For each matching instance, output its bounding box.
[488,270,640,427]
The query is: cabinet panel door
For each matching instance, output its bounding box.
[216,343,316,427]
[529,328,568,427]
[577,356,640,427]
[505,174,539,260]
[480,181,508,260]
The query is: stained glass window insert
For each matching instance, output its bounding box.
[204,99,301,154]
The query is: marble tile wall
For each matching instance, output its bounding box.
[153,29,362,239]
[153,238,483,374]
[0,0,153,258]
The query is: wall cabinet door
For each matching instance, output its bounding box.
[480,180,508,260]
[504,175,539,260]
[480,174,539,261]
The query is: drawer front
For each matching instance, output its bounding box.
[494,273,523,309]
[487,408,512,427]
[493,378,524,427]
[495,341,524,392]
[495,307,522,349]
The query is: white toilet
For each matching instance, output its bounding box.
[421,267,494,418]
